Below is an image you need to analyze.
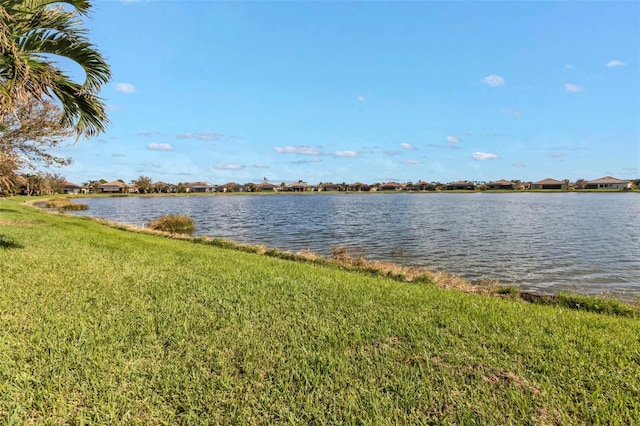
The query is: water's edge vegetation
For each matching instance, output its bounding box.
[1,196,639,423]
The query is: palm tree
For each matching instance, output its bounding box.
[131,175,152,193]
[0,0,111,138]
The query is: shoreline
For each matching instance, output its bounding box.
[61,192,640,302]
[26,196,640,315]
[65,187,639,197]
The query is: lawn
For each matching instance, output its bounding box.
[1,197,639,424]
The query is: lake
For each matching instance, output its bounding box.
[72,192,640,299]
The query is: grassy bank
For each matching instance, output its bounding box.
[1,198,639,424]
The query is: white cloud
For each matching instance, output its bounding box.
[274,145,321,155]
[446,136,461,143]
[176,131,224,141]
[213,164,244,170]
[138,131,163,137]
[472,152,499,161]
[147,143,174,151]
[564,83,585,94]
[606,60,625,67]
[357,94,366,102]
[481,74,505,87]
[401,160,422,165]
[399,143,416,150]
[254,163,270,169]
[564,64,575,69]
[547,151,566,158]
[513,162,527,168]
[115,82,136,94]
[336,150,359,157]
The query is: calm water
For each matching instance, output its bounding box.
[72,193,640,298]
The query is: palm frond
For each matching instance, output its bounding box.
[0,0,110,138]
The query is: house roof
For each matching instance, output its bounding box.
[257,182,276,188]
[587,176,628,184]
[63,181,82,188]
[188,182,214,187]
[489,179,514,185]
[448,181,474,186]
[534,178,562,185]
[99,180,125,188]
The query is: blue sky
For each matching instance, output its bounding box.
[56,0,639,185]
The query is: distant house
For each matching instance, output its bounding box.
[414,180,436,191]
[348,182,369,192]
[62,182,83,194]
[319,183,340,192]
[186,182,216,193]
[287,182,311,192]
[98,180,126,193]
[446,181,475,190]
[219,182,248,193]
[153,181,174,193]
[256,182,277,192]
[379,182,404,191]
[585,176,630,190]
[487,179,515,190]
[531,178,567,190]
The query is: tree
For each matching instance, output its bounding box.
[20,171,44,195]
[153,181,168,193]
[0,150,23,194]
[0,97,71,194]
[132,175,152,193]
[83,178,102,194]
[0,0,111,138]
[44,171,65,193]
[575,179,587,190]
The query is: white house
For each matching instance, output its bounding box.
[585,176,630,190]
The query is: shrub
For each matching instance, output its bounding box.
[45,198,88,211]
[496,286,520,297]
[331,246,366,266]
[147,215,195,234]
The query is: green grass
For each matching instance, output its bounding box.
[1,197,640,424]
